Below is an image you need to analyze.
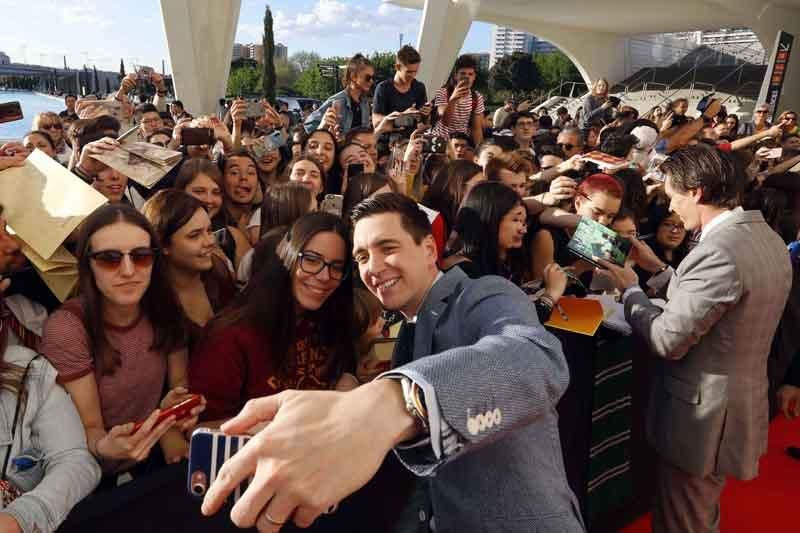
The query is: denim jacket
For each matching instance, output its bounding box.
[0,346,101,533]
[303,89,371,135]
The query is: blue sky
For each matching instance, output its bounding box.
[0,0,493,73]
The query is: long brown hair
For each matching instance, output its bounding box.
[74,204,187,375]
[259,182,314,237]
[421,159,483,234]
[214,212,355,382]
[175,157,224,191]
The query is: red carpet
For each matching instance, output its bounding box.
[620,416,800,533]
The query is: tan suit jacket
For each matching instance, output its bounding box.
[625,209,791,479]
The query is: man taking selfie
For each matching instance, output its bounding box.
[200,193,584,533]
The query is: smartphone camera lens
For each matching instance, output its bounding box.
[191,471,208,496]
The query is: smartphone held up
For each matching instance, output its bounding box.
[0,102,23,124]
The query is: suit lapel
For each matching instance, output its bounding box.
[412,268,466,361]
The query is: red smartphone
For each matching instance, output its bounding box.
[0,102,23,124]
[131,394,202,435]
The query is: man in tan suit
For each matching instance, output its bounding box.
[597,144,792,533]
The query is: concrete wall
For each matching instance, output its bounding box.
[159,0,241,116]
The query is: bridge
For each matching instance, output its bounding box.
[0,62,122,95]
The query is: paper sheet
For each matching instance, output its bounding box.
[91,142,182,189]
[19,242,79,302]
[545,297,605,337]
[585,294,632,336]
[0,149,108,260]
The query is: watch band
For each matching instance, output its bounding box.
[400,377,429,434]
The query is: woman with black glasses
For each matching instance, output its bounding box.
[189,212,357,425]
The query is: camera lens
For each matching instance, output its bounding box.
[191,471,207,496]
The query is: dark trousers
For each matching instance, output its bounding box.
[652,459,726,533]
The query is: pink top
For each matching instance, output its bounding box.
[40,299,167,430]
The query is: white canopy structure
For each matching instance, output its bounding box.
[387,0,800,113]
[158,0,800,115]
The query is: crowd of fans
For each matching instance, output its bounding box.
[0,43,799,532]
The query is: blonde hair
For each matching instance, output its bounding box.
[591,78,610,98]
[32,111,60,130]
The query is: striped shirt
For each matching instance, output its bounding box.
[432,86,485,140]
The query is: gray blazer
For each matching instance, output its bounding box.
[624,210,792,480]
[390,268,584,533]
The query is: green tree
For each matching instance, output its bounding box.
[510,54,540,92]
[119,58,126,78]
[290,51,322,73]
[227,66,262,97]
[293,65,335,100]
[369,51,396,85]
[533,51,581,89]
[489,54,516,92]
[275,59,299,93]
[262,5,276,102]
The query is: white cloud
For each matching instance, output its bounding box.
[269,0,420,44]
[52,0,112,29]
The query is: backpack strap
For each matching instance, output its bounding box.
[1,355,40,481]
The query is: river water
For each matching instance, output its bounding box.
[0,90,65,141]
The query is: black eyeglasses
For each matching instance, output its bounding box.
[298,251,348,281]
[557,142,575,151]
[41,123,63,130]
[89,247,159,271]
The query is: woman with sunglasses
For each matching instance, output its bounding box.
[40,204,203,479]
[32,112,71,166]
[190,212,356,425]
[174,158,251,273]
[303,54,374,137]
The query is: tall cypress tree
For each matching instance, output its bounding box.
[93,65,100,95]
[262,5,276,102]
[120,58,126,78]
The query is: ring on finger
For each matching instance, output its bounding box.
[261,511,286,526]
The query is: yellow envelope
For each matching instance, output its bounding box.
[545,297,605,337]
[0,150,108,260]
[19,242,79,302]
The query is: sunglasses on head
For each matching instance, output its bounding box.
[89,247,158,270]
